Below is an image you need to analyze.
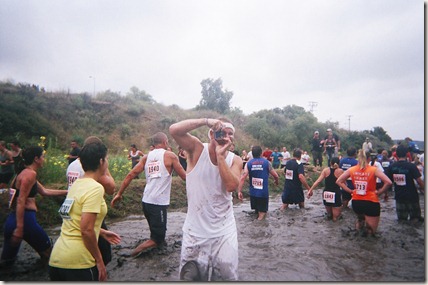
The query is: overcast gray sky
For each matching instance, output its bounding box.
[0,0,424,140]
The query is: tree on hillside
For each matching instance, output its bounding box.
[127,86,154,104]
[197,78,233,114]
[370,126,393,145]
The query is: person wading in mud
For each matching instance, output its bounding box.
[336,149,392,236]
[170,117,242,281]
[111,132,186,257]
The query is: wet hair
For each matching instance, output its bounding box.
[11,141,20,147]
[252,146,262,158]
[396,145,408,158]
[79,141,107,172]
[347,147,357,157]
[293,148,302,159]
[330,157,340,169]
[0,141,6,147]
[151,132,168,146]
[357,149,370,169]
[15,146,44,174]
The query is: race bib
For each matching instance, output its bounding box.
[67,171,80,188]
[381,161,390,168]
[8,188,16,209]
[252,178,263,189]
[285,169,293,180]
[147,161,161,178]
[393,174,406,186]
[323,191,335,203]
[354,181,367,195]
[58,198,75,220]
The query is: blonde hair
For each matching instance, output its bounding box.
[357,149,370,169]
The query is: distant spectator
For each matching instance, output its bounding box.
[280,147,291,169]
[67,140,80,165]
[0,141,14,189]
[311,131,323,167]
[301,151,310,165]
[270,147,283,169]
[362,137,373,153]
[10,141,23,175]
[262,147,273,162]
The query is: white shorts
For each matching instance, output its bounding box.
[179,230,239,281]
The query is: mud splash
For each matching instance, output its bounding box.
[0,192,425,282]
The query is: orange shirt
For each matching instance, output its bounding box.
[349,165,379,203]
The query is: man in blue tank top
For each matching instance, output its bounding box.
[238,146,279,220]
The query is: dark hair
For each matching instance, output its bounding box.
[396,145,408,158]
[293,148,302,159]
[347,147,356,157]
[11,141,20,147]
[130,144,136,148]
[79,141,107,172]
[252,146,262,158]
[330,157,340,168]
[15,146,44,174]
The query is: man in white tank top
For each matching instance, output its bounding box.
[111,132,186,257]
[170,117,243,281]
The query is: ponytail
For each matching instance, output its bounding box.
[357,149,369,169]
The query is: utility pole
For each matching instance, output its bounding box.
[89,76,96,96]
[308,101,318,113]
[347,115,352,131]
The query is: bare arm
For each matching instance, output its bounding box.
[336,169,352,193]
[299,174,311,191]
[98,168,116,195]
[111,156,146,207]
[81,213,107,281]
[237,167,249,200]
[308,168,328,197]
[169,152,186,180]
[374,169,392,196]
[269,168,279,186]
[37,181,68,196]
[99,228,121,245]
[169,118,207,157]
[416,177,424,193]
[218,148,242,193]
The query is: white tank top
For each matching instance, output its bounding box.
[183,143,237,238]
[142,148,172,206]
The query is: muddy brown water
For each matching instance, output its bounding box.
[0,192,425,282]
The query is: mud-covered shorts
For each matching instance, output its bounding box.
[179,230,239,281]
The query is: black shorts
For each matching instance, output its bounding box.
[322,190,342,207]
[49,265,99,281]
[281,188,304,205]
[142,202,168,245]
[250,196,269,212]
[352,200,380,217]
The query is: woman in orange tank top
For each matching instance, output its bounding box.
[336,150,392,236]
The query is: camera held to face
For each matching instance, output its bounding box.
[214,128,225,140]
